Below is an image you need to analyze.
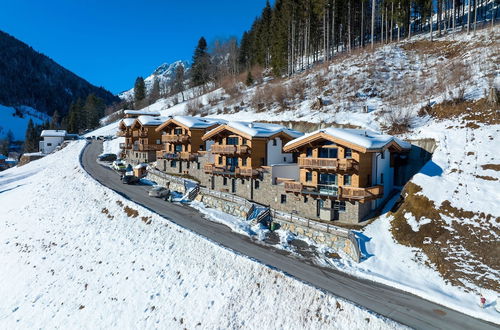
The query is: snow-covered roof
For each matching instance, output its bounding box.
[121,118,135,127]
[285,128,411,151]
[124,110,160,117]
[136,115,168,126]
[173,116,226,129]
[41,130,67,137]
[206,121,303,139]
[134,163,148,169]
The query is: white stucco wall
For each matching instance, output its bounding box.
[271,164,299,183]
[40,136,65,154]
[371,149,394,209]
[267,137,293,165]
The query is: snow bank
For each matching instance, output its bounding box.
[0,141,403,329]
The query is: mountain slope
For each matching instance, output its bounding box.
[0,30,119,116]
[119,60,189,100]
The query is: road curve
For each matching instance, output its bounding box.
[81,141,497,330]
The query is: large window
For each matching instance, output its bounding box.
[227,157,238,170]
[306,147,312,157]
[280,194,287,204]
[175,144,183,152]
[319,173,337,185]
[319,147,338,159]
[227,137,239,145]
[333,200,346,212]
[174,128,183,135]
[305,172,312,182]
[242,157,247,166]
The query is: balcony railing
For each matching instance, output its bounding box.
[117,130,132,137]
[235,167,259,177]
[134,144,163,151]
[284,181,303,193]
[298,158,358,171]
[119,143,132,149]
[210,144,250,155]
[340,185,383,201]
[180,152,197,161]
[138,130,148,138]
[161,134,190,143]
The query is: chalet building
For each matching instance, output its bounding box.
[39,130,78,154]
[278,128,411,223]
[199,121,303,199]
[123,110,160,119]
[155,116,226,173]
[123,115,166,164]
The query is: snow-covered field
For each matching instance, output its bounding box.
[0,141,404,329]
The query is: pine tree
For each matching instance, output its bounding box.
[172,64,186,101]
[191,37,211,88]
[149,78,161,103]
[24,119,36,152]
[84,94,105,129]
[134,77,146,103]
[50,110,61,129]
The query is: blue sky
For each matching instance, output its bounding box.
[0,0,270,94]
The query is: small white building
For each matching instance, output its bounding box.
[39,130,67,154]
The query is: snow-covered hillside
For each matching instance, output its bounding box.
[119,60,189,100]
[0,141,403,329]
[0,104,50,140]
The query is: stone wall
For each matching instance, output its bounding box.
[194,193,253,220]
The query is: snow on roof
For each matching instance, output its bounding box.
[136,115,168,126]
[41,130,67,137]
[174,116,226,129]
[124,110,160,116]
[285,127,411,150]
[217,121,303,139]
[134,163,148,169]
[121,118,135,127]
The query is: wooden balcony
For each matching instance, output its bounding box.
[136,144,163,151]
[210,144,250,155]
[162,135,190,143]
[340,185,383,202]
[119,143,132,149]
[235,167,259,177]
[284,181,303,193]
[298,157,358,171]
[117,130,132,137]
[179,152,197,161]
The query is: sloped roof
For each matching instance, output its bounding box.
[203,121,303,141]
[119,118,135,128]
[124,110,160,117]
[41,130,67,137]
[134,115,168,127]
[156,116,226,131]
[284,128,411,152]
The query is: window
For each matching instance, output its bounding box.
[241,179,245,184]
[272,139,277,146]
[260,157,265,166]
[171,160,177,167]
[283,157,287,162]
[305,172,312,182]
[344,174,352,186]
[280,194,287,204]
[381,151,385,159]
[254,180,260,189]
[319,147,338,159]
[380,173,384,184]
[345,148,352,158]
[197,162,201,170]
[156,139,161,145]
[304,196,308,203]
[174,128,183,135]
[175,144,183,152]
[334,201,346,212]
[319,173,337,185]
[218,156,223,165]
[242,157,247,166]
[227,137,239,145]
[306,148,312,157]
[242,138,247,145]
[367,174,371,186]
[47,143,52,146]
[187,162,190,169]
[223,177,228,186]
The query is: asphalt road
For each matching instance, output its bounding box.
[82,141,498,330]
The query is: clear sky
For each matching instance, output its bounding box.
[0,0,270,94]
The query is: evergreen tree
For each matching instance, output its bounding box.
[50,110,61,129]
[172,64,186,101]
[134,77,146,103]
[24,119,38,152]
[246,71,254,86]
[84,94,105,129]
[191,37,211,88]
[149,78,161,103]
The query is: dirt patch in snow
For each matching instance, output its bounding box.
[419,98,499,125]
[390,182,500,292]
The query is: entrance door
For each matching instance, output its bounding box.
[211,176,215,190]
[227,157,238,172]
[316,199,324,217]
[231,179,236,193]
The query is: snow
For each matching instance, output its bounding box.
[121,118,135,127]
[136,115,169,126]
[103,137,124,156]
[123,109,160,117]
[0,141,403,329]
[171,115,226,129]
[285,127,412,150]
[40,130,67,137]
[0,104,50,140]
[206,121,303,139]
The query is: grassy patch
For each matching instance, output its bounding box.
[419,98,499,125]
[481,164,500,171]
[123,206,139,218]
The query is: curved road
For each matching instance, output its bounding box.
[82,141,497,330]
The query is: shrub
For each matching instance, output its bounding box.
[381,107,412,134]
[185,99,203,116]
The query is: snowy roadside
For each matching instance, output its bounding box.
[0,141,404,329]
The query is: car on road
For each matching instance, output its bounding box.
[122,174,139,185]
[112,159,126,171]
[97,153,117,162]
[148,186,170,199]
